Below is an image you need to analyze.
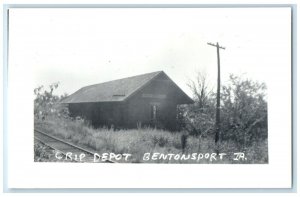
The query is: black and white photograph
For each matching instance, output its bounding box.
[11,8,280,164]
[18,8,275,164]
[6,5,293,189]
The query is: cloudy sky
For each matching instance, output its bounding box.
[9,8,291,97]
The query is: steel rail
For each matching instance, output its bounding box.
[34,129,116,163]
[34,136,79,162]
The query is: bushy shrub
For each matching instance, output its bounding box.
[34,142,50,161]
[183,73,268,148]
[220,75,267,147]
[34,82,70,120]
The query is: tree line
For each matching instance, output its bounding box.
[178,72,268,149]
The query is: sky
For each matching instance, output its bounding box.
[9,8,291,97]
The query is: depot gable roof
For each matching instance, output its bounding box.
[61,71,193,104]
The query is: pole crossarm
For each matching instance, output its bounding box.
[207,42,226,50]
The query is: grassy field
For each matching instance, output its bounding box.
[34,116,268,164]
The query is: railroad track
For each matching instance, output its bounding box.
[34,129,116,163]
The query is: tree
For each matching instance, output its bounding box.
[220,74,268,148]
[187,72,212,110]
[34,82,69,120]
[182,72,268,149]
[180,72,215,137]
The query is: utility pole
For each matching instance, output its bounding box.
[207,42,225,145]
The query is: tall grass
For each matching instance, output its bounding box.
[35,116,268,164]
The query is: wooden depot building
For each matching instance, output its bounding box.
[61,71,193,130]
